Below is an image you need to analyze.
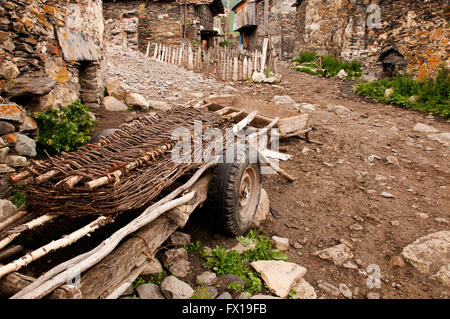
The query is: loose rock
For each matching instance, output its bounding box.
[0,199,18,219]
[317,281,340,296]
[313,243,354,266]
[160,276,194,299]
[251,188,270,227]
[136,283,165,299]
[196,271,217,286]
[169,259,190,278]
[250,260,307,298]
[339,283,352,299]
[140,258,163,276]
[292,278,317,299]
[272,236,289,251]
[14,133,36,157]
[163,247,188,266]
[168,231,191,247]
[102,96,128,112]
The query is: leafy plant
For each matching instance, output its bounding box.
[11,189,26,207]
[294,51,361,79]
[219,40,232,47]
[203,230,287,294]
[32,100,96,156]
[355,66,450,118]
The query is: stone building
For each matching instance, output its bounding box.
[0,0,105,110]
[293,0,449,80]
[231,0,298,60]
[103,0,224,52]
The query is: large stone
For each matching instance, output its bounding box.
[413,123,439,133]
[147,99,172,111]
[105,81,128,102]
[6,155,27,167]
[272,95,296,106]
[427,133,450,146]
[0,199,17,219]
[18,116,37,132]
[125,93,150,110]
[6,77,57,98]
[160,276,194,299]
[14,133,36,157]
[0,121,15,135]
[136,283,165,299]
[0,164,15,174]
[251,188,270,228]
[56,28,101,62]
[168,231,191,247]
[0,103,26,123]
[196,271,217,286]
[431,264,450,287]
[102,96,128,112]
[140,258,163,276]
[250,260,307,298]
[292,278,317,299]
[163,247,188,266]
[401,231,450,274]
[313,243,354,266]
[0,147,9,163]
[272,236,289,251]
[169,259,190,278]
[0,60,20,80]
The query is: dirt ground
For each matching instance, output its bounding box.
[93,62,449,299]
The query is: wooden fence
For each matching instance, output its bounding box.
[145,38,277,82]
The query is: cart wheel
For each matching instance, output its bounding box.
[89,128,119,143]
[205,145,262,236]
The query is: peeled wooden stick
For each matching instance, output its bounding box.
[9,171,31,184]
[85,142,176,190]
[258,151,297,182]
[233,111,257,133]
[0,211,28,233]
[0,214,57,251]
[11,161,216,299]
[0,216,110,279]
[35,170,58,184]
[15,191,196,299]
[62,175,84,190]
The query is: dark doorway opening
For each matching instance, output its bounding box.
[380,49,407,78]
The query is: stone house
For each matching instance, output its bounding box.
[103,0,224,52]
[0,0,105,110]
[293,0,449,80]
[231,0,298,60]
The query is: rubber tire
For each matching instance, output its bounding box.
[89,128,119,143]
[205,145,262,236]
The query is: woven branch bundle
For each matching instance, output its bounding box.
[25,106,233,217]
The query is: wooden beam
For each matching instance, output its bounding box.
[79,175,211,299]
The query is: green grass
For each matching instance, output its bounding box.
[355,66,450,118]
[293,51,362,79]
[203,230,287,294]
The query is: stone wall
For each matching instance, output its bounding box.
[103,0,182,52]
[0,0,105,110]
[294,0,449,80]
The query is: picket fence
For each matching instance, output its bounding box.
[145,38,277,82]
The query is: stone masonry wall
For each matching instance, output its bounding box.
[103,1,182,53]
[294,0,449,80]
[0,0,105,110]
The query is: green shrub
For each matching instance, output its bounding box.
[292,51,318,64]
[355,66,450,118]
[219,40,232,47]
[32,100,96,156]
[203,230,287,294]
[294,51,361,79]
